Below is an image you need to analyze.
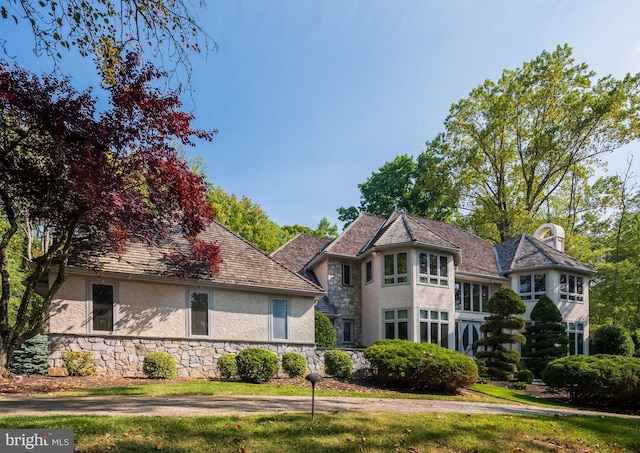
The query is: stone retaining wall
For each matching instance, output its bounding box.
[47,334,369,378]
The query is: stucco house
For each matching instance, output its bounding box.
[271,212,594,356]
[45,221,325,377]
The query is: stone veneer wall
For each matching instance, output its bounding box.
[327,260,362,347]
[47,334,369,378]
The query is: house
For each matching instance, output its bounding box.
[271,213,594,355]
[46,221,325,377]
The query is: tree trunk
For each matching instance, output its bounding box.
[0,348,10,378]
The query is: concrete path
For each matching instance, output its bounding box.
[1,394,638,419]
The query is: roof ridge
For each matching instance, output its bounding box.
[524,233,561,264]
[401,214,416,241]
[406,215,459,249]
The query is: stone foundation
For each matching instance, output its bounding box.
[47,334,369,378]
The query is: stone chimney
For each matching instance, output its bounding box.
[533,223,565,253]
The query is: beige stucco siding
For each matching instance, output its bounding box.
[118,281,185,337]
[49,274,87,334]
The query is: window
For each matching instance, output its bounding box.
[419,310,449,348]
[383,253,408,285]
[567,322,585,355]
[455,282,489,312]
[188,290,211,337]
[384,309,408,340]
[560,274,584,302]
[365,260,373,284]
[342,263,352,286]
[518,273,546,300]
[342,319,354,344]
[418,253,448,286]
[91,283,115,332]
[272,299,288,340]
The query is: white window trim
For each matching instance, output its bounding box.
[518,273,547,301]
[383,252,409,286]
[270,298,290,341]
[186,288,213,339]
[455,281,490,313]
[342,319,354,345]
[566,321,585,355]
[560,273,585,303]
[86,280,119,335]
[419,309,450,348]
[383,308,410,340]
[417,252,449,287]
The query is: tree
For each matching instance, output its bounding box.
[475,287,526,380]
[282,218,339,239]
[0,54,218,376]
[444,44,640,243]
[523,295,569,376]
[0,0,216,85]
[591,325,635,356]
[314,311,336,348]
[338,136,460,228]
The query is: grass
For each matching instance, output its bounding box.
[1,412,638,452]
[470,382,565,407]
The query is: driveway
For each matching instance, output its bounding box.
[1,394,638,419]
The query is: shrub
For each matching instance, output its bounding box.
[315,310,336,348]
[282,352,307,378]
[9,334,49,375]
[542,354,640,407]
[512,381,528,390]
[516,369,534,384]
[591,325,635,356]
[365,340,478,393]
[143,352,177,379]
[523,295,569,376]
[217,354,238,379]
[324,349,352,378]
[61,351,96,376]
[236,348,279,383]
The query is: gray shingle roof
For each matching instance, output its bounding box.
[323,213,386,257]
[270,234,332,285]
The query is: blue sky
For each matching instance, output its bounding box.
[3,1,640,229]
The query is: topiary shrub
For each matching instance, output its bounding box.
[512,381,528,390]
[281,352,307,378]
[324,349,352,378]
[9,334,49,375]
[217,354,238,380]
[315,310,336,348]
[516,369,534,384]
[523,295,569,377]
[236,348,279,383]
[61,351,96,376]
[365,340,477,393]
[542,354,640,408]
[143,352,177,379]
[591,325,635,356]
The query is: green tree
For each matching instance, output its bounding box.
[314,310,336,348]
[475,288,526,380]
[591,324,635,356]
[282,218,338,239]
[444,44,640,243]
[523,295,569,376]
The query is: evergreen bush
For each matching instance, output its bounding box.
[516,369,534,384]
[324,349,352,378]
[475,287,526,381]
[315,310,336,348]
[9,334,49,375]
[281,352,307,378]
[216,354,238,379]
[236,348,279,383]
[591,325,635,356]
[61,351,96,376]
[523,295,569,376]
[365,340,478,393]
[143,352,177,379]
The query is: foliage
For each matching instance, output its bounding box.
[542,354,640,407]
[61,351,95,376]
[475,359,489,384]
[365,340,478,393]
[512,381,528,390]
[281,353,307,378]
[475,288,526,380]
[631,329,640,357]
[236,348,279,384]
[516,370,534,384]
[282,217,339,239]
[216,354,238,380]
[323,349,352,378]
[8,334,48,375]
[0,55,218,375]
[523,296,569,376]
[590,325,635,356]
[143,352,177,379]
[314,311,336,348]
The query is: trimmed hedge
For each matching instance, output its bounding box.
[281,352,307,378]
[365,340,478,393]
[324,349,352,378]
[61,351,96,376]
[217,354,238,379]
[236,348,279,383]
[542,354,640,407]
[9,334,49,375]
[143,352,177,379]
[315,310,336,348]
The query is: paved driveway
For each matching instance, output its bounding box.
[1,394,638,419]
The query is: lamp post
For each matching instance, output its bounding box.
[305,372,323,422]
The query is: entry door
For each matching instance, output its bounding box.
[455,320,482,356]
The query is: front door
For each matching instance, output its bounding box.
[455,320,482,357]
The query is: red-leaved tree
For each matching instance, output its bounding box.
[0,53,219,375]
